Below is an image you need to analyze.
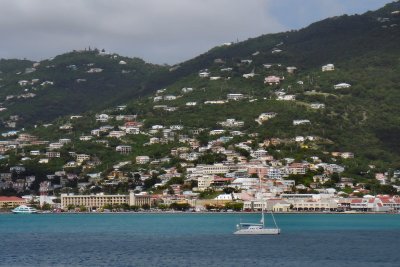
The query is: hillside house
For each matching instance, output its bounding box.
[322,64,335,72]
[46,151,60,158]
[79,136,93,141]
[257,112,277,123]
[199,71,210,78]
[136,156,150,164]
[48,142,63,150]
[204,100,226,104]
[310,103,325,109]
[293,120,311,126]
[164,95,177,101]
[243,72,255,79]
[153,96,163,102]
[241,59,252,64]
[87,68,103,73]
[227,93,244,101]
[264,76,281,85]
[221,68,233,72]
[125,127,140,134]
[334,83,351,89]
[108,131,126,139]
[209,129,225,135]
[218,119,244,128]
[116,145,132,154]
[96,114,110,122]
[59,138,71,144]
[286,66,297,74]
[18,80,29,86]
[180,87,193,93]
[341,152,354,159]
[76,154,90,163]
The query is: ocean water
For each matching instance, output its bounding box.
[0,213,399,267]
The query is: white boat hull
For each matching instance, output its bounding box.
[234,228,281,235]
[12,205,38,214]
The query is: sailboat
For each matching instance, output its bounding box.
[234,177,280,235]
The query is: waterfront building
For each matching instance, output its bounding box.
[0,196,26,208]
[60,191,152,209]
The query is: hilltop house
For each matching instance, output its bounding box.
[286,66,297,74]
[199,71,210,78]
[322,64,335,72]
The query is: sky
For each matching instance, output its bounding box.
[0,0,394,64]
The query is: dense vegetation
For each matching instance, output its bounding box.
[1,1,400,185]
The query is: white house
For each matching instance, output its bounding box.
[277,95,296,101]
[136,156,150,164]
[293,120,311,126]
[322,64,335,72]
[227,94,244,101]
[286,66,297,74]
[310,103,325,109]
[199,71,210,78]
[257,112,277,122]
[334,83,351,89]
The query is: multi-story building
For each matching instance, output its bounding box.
[197,175,214,191]
[60,191,152,209]
[116,146,132,154]
[136,156,150,164]
[0,196,26,207]
[76,154,90,163]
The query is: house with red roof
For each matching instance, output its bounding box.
[0,196,26,208]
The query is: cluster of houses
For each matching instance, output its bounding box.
[1,44,398,212]
[1,116,399,212]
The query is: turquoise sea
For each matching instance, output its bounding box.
[0,213,399,266]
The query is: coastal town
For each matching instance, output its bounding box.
[1,7,400,213]
[1,50,400,214]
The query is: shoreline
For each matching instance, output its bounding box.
[1,211,399,215]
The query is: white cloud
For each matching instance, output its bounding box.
[0,0,393,63]
[0,0,287,63]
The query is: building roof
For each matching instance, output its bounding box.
[0,196,25,201]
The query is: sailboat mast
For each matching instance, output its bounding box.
[259,175,265,227]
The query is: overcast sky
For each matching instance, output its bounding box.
[0,0,394,64]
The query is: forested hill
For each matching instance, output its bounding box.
[1,0,400,169]
[168,1,400,76]
[0,49,173,129]
[112,1,399,167]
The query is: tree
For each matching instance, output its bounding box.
[169,202,191,211]
[41,203,52,210]
[79,205,87,212]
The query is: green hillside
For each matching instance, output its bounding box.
[2,1,400,194]
[0,49,171,129]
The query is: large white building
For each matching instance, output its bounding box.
[60,191,152,209]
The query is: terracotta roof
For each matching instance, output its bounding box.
[0,196,24,201]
